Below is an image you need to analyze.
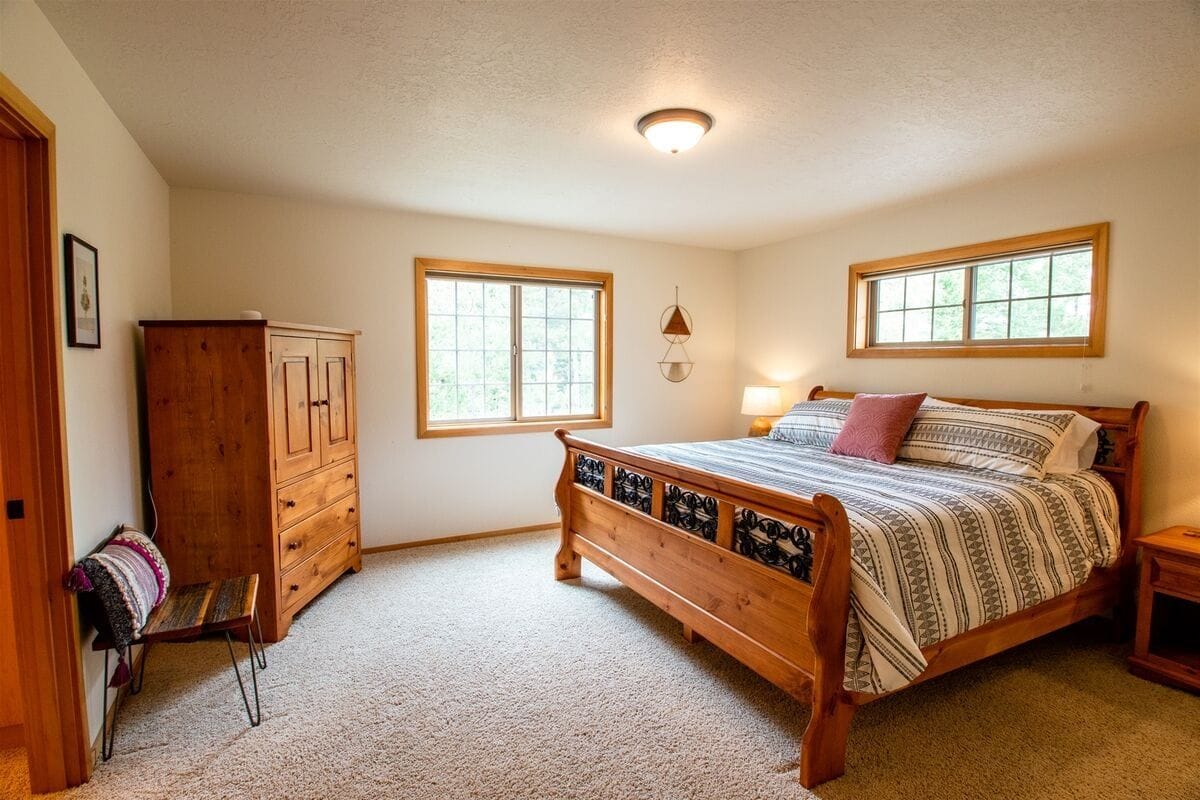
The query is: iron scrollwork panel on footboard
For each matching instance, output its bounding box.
[663,484,718,542]
[734,509,815,583]
[574,454,606,493]
[613,467,653,514]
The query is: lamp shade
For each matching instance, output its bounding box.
[741,385,782,416]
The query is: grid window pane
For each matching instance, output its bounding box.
[975,262,1010,302]
[934,270,965,306]
[484,350,510,384]
[876,310,904,343]
[571,289,595,319]
[1012,257,1049,299]
[522,350,546,383]
[570,352,594,383]
[1010,298,1048,339]
[932,306,963,341]
[457,384,484,418]
[427,279,456,314]
[903,308,932,342]
[485,384,510,417]
[522,285,546,316]
[457,315,483,350]
[546,318,570,351]
[547,383,571,416]
[973,301,1009,339]
[456,282,483,315]
[1050,295,1090,337]
[522,384,546,417]
[570,319,594,350]
[1051,251,1092,294]
[877,278,905,312]
[547,351,571,383]
[546,288,571,318]
[429,385,456,421]
[484,316,510,350]
[571,383,595,415]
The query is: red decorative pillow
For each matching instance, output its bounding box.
[828,393,927,464]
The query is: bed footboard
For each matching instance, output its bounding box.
[553,429,855,787]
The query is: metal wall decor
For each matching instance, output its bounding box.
[658,286,693,382]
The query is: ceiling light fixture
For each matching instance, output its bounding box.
[636,108,713,154]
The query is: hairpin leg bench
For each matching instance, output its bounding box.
[94,574,266,760]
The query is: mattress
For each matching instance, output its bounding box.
[628,437,1120,694]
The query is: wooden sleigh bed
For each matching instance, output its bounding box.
[552,386,1148,788]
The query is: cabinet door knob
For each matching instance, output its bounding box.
[285,500,296,508]
[348,540,357,549]
[346,473,354,480]
[311,400,320,407]
[289,584,300,592]
[287,541,299,550]
[320,399,329,406]
[348,507,356,513]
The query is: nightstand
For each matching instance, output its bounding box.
[1129,526,1200,692]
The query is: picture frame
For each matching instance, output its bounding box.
[65,234,100,348]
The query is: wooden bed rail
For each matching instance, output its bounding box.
[553,428,856,785]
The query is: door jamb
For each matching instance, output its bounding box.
[0,71,92,792]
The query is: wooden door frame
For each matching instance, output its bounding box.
[0,72,92,792]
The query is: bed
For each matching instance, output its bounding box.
[552,387,1148,788]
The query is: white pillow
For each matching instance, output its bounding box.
[921,397,1099,474]
[899,403,1075,479]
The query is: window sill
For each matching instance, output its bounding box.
[418,416,612,439]
[847,341,1102,358]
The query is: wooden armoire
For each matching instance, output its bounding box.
[140,320,362,641]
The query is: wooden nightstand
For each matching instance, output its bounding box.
[1129,526,1200,692]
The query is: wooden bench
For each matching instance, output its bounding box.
[93,574,266,760]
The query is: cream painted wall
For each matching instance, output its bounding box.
[169,188,738,547]
[735,144,1200,533]
[1,0,172,744]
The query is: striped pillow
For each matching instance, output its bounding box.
[898,405,1075,479]
[767,399,850,448]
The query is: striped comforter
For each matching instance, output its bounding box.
[628,437,1120,694]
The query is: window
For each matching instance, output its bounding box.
[847,223,1108,357]
[415,258,612,437]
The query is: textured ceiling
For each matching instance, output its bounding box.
[37,0,1200,250]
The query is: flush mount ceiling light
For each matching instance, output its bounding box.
[636,108,713,154]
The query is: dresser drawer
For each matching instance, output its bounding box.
[279,492,358,571]
[277,461,357,528]
[280,527,359,612]
[1149,553,1200,602]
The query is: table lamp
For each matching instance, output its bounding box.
[741,385,782,437]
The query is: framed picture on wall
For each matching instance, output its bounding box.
[65,234,100,348]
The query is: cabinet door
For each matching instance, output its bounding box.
[271,336,321,481]
[317,338,356,465]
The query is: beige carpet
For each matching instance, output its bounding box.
[3,530,1198,799]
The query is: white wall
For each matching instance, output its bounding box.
[735,144,1200,533]
[169,188,739,547]
[0,0,172,744]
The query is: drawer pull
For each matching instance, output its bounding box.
[320,399,329,406]
[311,400,320,407]
[287,541,299,550]
[349,540,357,549]
[348,507,356,513]
[289,584,300,592]
[346,473,354,479]
[285,499,296,508]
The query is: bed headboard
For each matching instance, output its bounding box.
[808,386,1150,563]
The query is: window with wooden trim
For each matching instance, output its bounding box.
[415,258,613,437]
[847,223,1108,358]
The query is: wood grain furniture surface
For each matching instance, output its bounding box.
[1130,525,1200,692]
[554,385,1148,788]
[140,320,363,642]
